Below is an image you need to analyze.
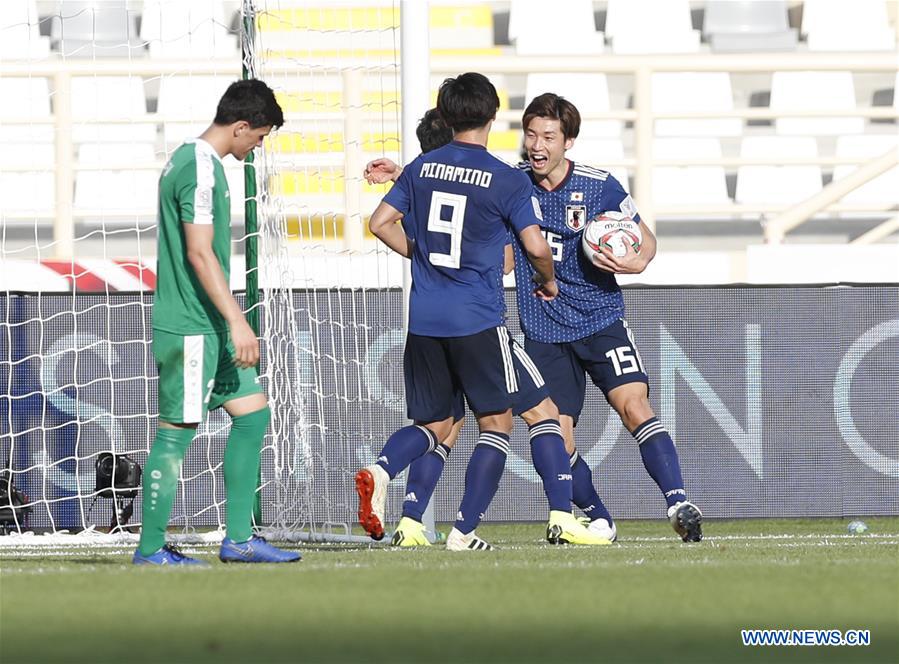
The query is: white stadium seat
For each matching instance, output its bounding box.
[0,0,50,59]
[832,134,899,207]
[802,0,895,51]
[140,0,237,59]
[75,144,158,213]
[703,0,798,52]
[71,76,156,143]
[652,72,742,137]
[509,0,604,55]
[157,75,235,147]
[0,78,54,143]
[524,73,621,138]
[606,0,700,53]
[651,138,730,207]
[770,71,863,136]
[736,136,822,205]
[566,138,629,191]
[50,0,144,58]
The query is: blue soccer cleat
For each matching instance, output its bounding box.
[219,535,302,563]
[132,544,207,566]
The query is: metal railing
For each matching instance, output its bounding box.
[1,51,897,256]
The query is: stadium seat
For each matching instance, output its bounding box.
[651,138,730,207]
[736,136,822,206]
[74,143,158,213]
[0,141,55,218]
[0,0,50,59]
[157,75,235,147]
[832,134,899,207]
[140,0,237,58]
[770,71,863,136]
[801,0,896,51]
[0,78,54,142]
[71,76,155,143]
[509,0,604,55]
[566,138,629,190]
[652,72,742,137]
[703,0,797,52]
[605,0,700,53]
[49,1,143,58]
[524,73,621,138]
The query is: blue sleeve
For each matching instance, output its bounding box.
[382,160,413,215]
[506,171,543,234]
[601,175,642,224]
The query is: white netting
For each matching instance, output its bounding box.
[0,0,403,541]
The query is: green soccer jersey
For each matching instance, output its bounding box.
[153,139,232,334]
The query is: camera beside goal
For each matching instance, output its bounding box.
[582,212,642,264]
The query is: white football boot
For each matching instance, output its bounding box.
[446,527,493,551]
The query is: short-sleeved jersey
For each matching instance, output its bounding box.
[384,140,542,337]
[153,139,232,334]
[512,160,641,343]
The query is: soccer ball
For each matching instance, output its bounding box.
[582,211,642,264]
[847,520,868,535]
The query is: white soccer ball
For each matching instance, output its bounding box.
[582,211,642,264]
[847,520,868,535]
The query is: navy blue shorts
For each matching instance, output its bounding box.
[404,326,529,422]
[525,319,649,424]
[447,336,549,420]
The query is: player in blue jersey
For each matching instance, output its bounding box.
[365,110,615,547]
[514,93,702,542]
[355,74,602,551]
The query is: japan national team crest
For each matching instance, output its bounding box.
[566,205,587,231]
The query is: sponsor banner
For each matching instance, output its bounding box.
[1,286,897,530]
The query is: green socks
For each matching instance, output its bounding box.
[223,407,270,542]
[137,407,270,554]
[137,426,195,556]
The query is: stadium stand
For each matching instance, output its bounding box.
[651,72,742,137]
[0,0,50,59]
[652,138,730,208]
[770,70,864,136]
[605,0,700,53]
[736,136,823,206]
[140,0,238,58]
[801,0,896,51]
[509,0,605,55]
[703,0,798,52]
[49,0,143,58]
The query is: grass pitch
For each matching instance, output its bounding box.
[1,517,897,664]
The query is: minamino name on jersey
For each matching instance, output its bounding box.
[419,162,493,188]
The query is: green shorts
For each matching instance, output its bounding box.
[153,329,264,424]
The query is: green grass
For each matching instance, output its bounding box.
[1,518,897,664]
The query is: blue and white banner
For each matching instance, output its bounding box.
[1,286,897,530]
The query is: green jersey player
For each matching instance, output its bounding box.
[134,80,299,565]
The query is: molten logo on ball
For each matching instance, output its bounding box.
[582,212,642,263]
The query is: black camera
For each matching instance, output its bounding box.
[95,452,142,498]
[0,470,32,529]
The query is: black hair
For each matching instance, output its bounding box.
[416,108,453,153]
[436,72,500,132]
[214,79,284,129]
[522,92,581,139]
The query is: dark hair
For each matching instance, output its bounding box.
[522,93,581,139]
[436,72,500,132]
[214,79,284,129]
[416,108,453,153]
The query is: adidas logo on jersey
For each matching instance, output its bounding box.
[404,492,418,503]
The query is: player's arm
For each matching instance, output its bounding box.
[183,224,258,368]
[503,243,515,275]
[518,225,557,300]
[364,158,402,184]
[369,200,414,258]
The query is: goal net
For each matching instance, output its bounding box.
[0,0,406,543]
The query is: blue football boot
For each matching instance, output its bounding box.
[219,535,302,563]
[132,544,206,566]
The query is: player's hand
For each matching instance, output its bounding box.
[533,279,558,301]
[364,158,400,184]
[229,318,259,369]
[592,243,649,274]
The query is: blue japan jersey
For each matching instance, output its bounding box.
[512,161,641,343]
[384,141,542,337]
